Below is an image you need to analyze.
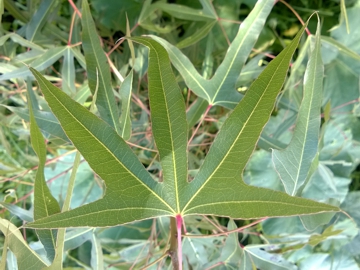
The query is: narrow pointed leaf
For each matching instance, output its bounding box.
[0,33,45,51]
[4,106,69,142]
[149,0,275,109]
[0,202,33,222]
[27,68,174,229]
[181,25,339,218]
[26,0,58,41]
[81,0,121,133]
[272,20,324,196]
[245,245,297,270]
[216,220,247,268]
[176,21,217,49]
[0,47,66,80]
[129,37,188,213]
[61,47,76,94]
[29,92,61,261]
[119,70,133,140]
[321,36,360,61]
[90,232,104,269]
[0,218,49,269]
[152,1,216,21]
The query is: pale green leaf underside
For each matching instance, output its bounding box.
[0,218,48,269]
[181,24,338,216]
[27,23,338,230]
[119,70,133,140]
[272,20,324,196]
[150,0,275,109]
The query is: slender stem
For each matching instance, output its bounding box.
[183,218,267,238]
[68,11,77,45]
[169,217,179,270]
[176,215,183,270]
[68,0,82,18]
[188,105,212,147]
[140,252,168,270]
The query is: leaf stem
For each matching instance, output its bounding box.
[188,104,212,147]
[169,216,179,270]
[140,252,168,270]
[176,215,183,270]
[183,218,267,238]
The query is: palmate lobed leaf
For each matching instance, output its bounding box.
[27,20,337,230]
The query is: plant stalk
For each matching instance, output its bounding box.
[169,216,179,270]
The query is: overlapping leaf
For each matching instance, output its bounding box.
[180,24,337,218]
[272,19,324,196]
[119,70,133,141]
[149,0,275,109]
[81,0,120,133]
[0,218,48,269]
[26,0,58,42]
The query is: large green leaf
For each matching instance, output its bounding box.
[272,20,324,196]
[27,67,173,228]
[81,0,121,133]
[27,23,338,230]
[180,25,337,217]
[149,0,275,109]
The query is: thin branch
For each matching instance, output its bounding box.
[183,218,267,238]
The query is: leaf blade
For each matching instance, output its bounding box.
[29,87,61,261]
[27,68,174,228]
[0,218,49,269]
[272,19,324,195]
[182,24,339,218]
[119,70,133,140]
[149,0,275,109]
[81,0,120,133]
[129,37,188,213]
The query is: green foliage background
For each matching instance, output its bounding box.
[0,0,360,269]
